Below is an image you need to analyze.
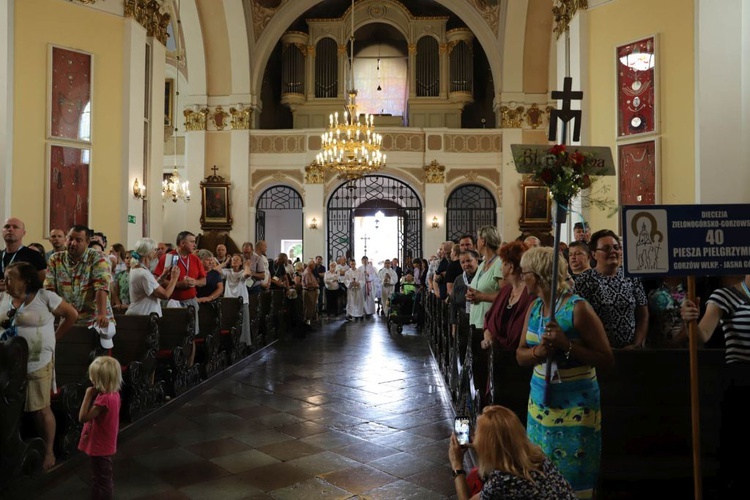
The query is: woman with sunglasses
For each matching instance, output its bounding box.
[0,261,78,471]
[572,229,649,348]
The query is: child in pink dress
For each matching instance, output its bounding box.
[78,356,122,500]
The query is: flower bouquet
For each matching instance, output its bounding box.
[528,144,613,212]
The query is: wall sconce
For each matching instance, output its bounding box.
[309,217,318,230]
[133,178,146,200]
[432,216,440,229]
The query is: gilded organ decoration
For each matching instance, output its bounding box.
[304,163,326,184]
[423,160,446,183]
[184,106,209,131]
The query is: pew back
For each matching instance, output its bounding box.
[55,325,99,387]
[112,313,160,367]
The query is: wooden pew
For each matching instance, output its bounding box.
[112,313,165,422]
[247,293,261,347]
[0,337,46,497]
[156,306,200,397]
[219,297,244,365]
[598,349,723,484]
[196,300,226,378]
[51,325,102,458]
[258,291,274,346]
[270,290,287,340]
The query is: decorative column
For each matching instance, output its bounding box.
[303,164,326,259]
[423,160,446,253]
[122,19,148,247]
[228,104,251,243]
[0,0,14,219]
[173,103,208,237]
[408,42,417,98]
[337,42,348,99]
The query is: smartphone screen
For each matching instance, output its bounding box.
[171,254,180,267]
[454,416,470,446]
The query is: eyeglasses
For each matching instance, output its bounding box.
[595,244,622,253]
[569,251,588,258]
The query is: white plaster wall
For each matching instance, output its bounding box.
[148,41,166,245]
[0,0,13,219]
[695,0,750,203]
[263,209,303,258]
[424,183,446,258]
[303,183,325,261]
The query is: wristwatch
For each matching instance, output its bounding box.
[452,469,466,478]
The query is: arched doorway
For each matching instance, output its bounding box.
[327,175,422,263]
[256,185,304,261]
[445,184,497,242]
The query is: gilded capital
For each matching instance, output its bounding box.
[423,160,446,183]
[305,163,326,184]
[230,105,252,130]
[183,106,209,131]
[124,0,170,46]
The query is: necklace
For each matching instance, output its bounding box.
[506,285,524,309]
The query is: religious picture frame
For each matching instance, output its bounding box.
[45,143,91,234]
[616,34,658,140]
[200,168,233,231]
[618,138,660,206]
[47,45,93,143]
[164,79,174,127]
[519,180,552,231]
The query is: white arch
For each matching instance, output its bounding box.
[250,0,504,110]
[251,179,306,207]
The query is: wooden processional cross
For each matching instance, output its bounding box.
[511,76,615,402]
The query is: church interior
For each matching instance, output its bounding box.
[1,0,749,498]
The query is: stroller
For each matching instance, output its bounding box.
[387,282,418,334]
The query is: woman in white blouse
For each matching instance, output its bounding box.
[126,238,180,317]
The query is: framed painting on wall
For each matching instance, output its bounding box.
[618,139,659,206]
[519,179,552,232]
[46,144,91,233]
[616,35,657,140]
[200,169,233,231]
[48,45,93,143]
[165,79,174,127]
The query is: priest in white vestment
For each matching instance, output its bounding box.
[344,259,365,320]
[378,259,398,315]
[359,256,377,317]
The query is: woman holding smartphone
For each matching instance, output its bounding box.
[448,405,576,499]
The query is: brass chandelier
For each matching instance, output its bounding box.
[314,0,386,180]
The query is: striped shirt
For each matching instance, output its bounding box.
[707,286,750,364]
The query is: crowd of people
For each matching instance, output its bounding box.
[442,222,748,499]
[2,215,748,498]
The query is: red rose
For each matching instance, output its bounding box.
[540,168,555,184]
[570,152,585,165]
[550,144,566,156]
[581,174,592,188]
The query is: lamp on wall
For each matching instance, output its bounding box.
[163,0,190,204]
[133,178,146,200]
[309,217,318,230]
[432,216,440,229]
[313,0,386,180]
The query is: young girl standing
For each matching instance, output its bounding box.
[78,356,122,500]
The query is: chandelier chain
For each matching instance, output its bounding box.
[314,0,386,180]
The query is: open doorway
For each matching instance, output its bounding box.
[353,211,398,268]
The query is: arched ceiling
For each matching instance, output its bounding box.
[189,0,553,111]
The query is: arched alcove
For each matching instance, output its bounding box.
[445,184,497,242]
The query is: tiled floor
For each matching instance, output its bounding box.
[38,316,459,499]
